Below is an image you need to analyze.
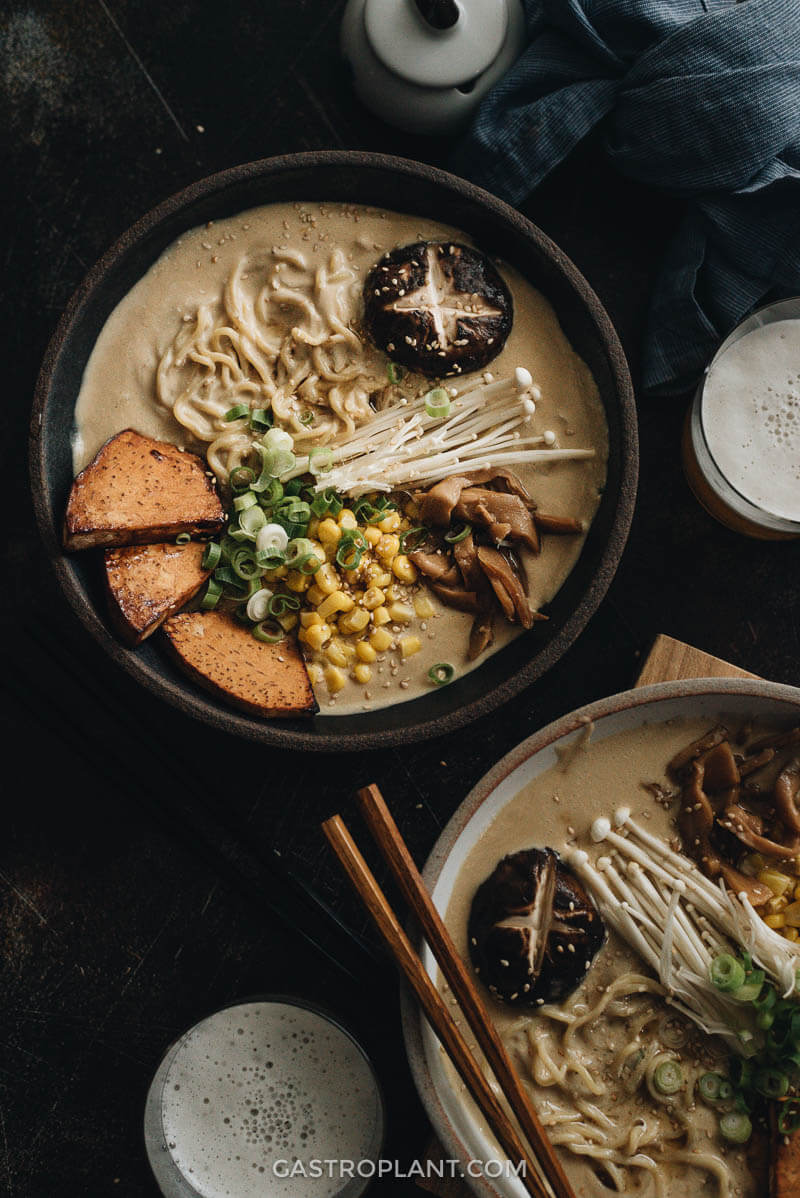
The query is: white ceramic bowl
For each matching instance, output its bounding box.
[401,677,800,1198]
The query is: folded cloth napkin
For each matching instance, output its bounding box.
[449,0,800,394]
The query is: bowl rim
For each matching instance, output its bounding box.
[400,675,800,1197]
[28,149,638,751]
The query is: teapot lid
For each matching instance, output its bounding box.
[364,0,509,89]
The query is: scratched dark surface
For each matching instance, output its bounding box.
[2,2,800,1195]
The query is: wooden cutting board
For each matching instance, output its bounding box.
[418,633,759,1198]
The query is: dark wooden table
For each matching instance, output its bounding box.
[3,3,799,1194]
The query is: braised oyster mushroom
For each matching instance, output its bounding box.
[363,241,512,377]
[467,847,606,1006]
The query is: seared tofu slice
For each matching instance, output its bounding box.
[64,429,225,551]
[103,541,210,646]
[162,611,318,718]
[771,1109,800,1197]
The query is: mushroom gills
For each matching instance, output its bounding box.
[467,847,606,1006]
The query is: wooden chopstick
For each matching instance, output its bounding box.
[322,814,550,1198]
[355,783,576,1198]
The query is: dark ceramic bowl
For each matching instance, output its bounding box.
[29,151,637,751]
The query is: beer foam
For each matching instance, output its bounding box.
[158,1002,382,1198]
[702,319,800,522]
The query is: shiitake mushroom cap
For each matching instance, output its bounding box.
[363,241,512,378]
[468,846,606,1006]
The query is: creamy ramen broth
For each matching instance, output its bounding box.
[72,202,608,715]
[443,716,772,1198]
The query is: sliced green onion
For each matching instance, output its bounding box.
[224,403,250,422]
[252,620,284,644]
[256,524,290,556]
[444,522,472,544]
[310,487,343,518]
[284,479,304,497]
[262,427,294,454]
[653,1060,683,1095]
[238,505,267,538]
[249,408,273,431]
[335,545,362,571]
[277,499,312,526]
[698,1073,725,1103]
[229,464,257,493]
[201,578,223,610]
[424,387,452,419]
[718,1112,752,1144]
[202,542,222,570]
[756,1007,775,1031]
[267,594,301,617]
[387,362,406,384]
[256,550,287,570]
[308,446,333,474]
[231,549,264,581]
[731,970,765,1003]
[284,538,316,568]
[245,587,274,622]
[399,526,428,553]
[718,1080,734,1101]
[233,491,258,512]
[264,449,296,478]
[299,411,314,426]
[710,954,746,993]
[755,1067,789,1098]
[428,663,455,687]
[175,532,191,545]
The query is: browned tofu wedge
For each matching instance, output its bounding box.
[103,542,210,647]
[64,429,225,551]
[162,611,318,718]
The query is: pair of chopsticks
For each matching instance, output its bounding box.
[322,784,575,1198]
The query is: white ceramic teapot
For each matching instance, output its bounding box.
[341,0,526,135]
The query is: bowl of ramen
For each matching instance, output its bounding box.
[30,151,637,750]
[402,677,800,1197]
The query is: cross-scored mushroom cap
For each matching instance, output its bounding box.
[363,241,512,377]
[467,847,606,1006]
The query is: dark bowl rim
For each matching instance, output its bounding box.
[400,675,800,1198]
[29,149,638,752]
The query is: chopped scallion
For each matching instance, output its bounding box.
[424,387,451,419]
[710,954,746,993]
[653,1060,683,1095]
[428,663,455,686]
[224,403,249,422]
[718,1112,752,1144]
[444,522,472,544]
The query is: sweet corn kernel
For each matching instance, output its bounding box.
[400,635,422,658]
[765,913,787,929]
[314,563,339,595]
[299,610,321,628]
[318,591,355,620]
[263,565,289,582]
[372,605,391,627]
[355,640,377,663]
[326,642,348,668]
[307,517,320,538]
[378,512,401,533]
[783,900,800,926]
[376,534,400,563]
[388,602,414,624]
[299,622,332,650]
[385,583,404,603]
[339,608,370,635]
[277,612,299,632]
[392,554,418,584]
[414,594,435,618]
[362,586,386,610]
[794,883,800,901]
[286,570,312,593]
[364,525,382,547]
[338,509,358,530]
[369,627,393,652]
[307,584,326,606]
[785,927,800,942]
[353,663,372,685]
[324,665,347,694]
[769,895,789,914]
[317,518,341,545]
[759,869,794,897]
[306,663,324,685]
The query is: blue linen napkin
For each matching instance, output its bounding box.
[450,0,800,394]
